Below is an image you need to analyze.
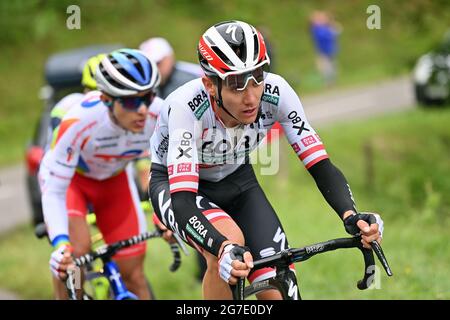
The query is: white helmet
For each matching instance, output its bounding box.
[95,48,160,96]
[198,20,270,80]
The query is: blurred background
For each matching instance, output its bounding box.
[0,0,449,299]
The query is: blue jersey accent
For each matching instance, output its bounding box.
[121,149,143,157]
[52,234,70,247]
[77,155,90,173]
[81,97,101,108]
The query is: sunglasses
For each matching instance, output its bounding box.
[113,91,156,111]
[223,65,269,91]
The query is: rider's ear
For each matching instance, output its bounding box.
[202,76,216,97]
[100,94,113,108]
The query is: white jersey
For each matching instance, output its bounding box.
[39,90,163,241]
[150,73,329,194]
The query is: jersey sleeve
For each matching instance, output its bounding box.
[166,100,202,194]
[39,113,96,246]
[276,77,329,169]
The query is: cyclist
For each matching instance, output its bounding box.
[149,20,384,300]
[39,48,163,299]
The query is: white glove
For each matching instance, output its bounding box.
[218,244,250,283]
[218,244,235,282]
[49,243,73,280]
[372,213,384,238]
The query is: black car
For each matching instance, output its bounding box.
[413,31,450,106]
[25,44,122,226]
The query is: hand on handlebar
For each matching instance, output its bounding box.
[218,243,253,285]
[152,213,176,244]
[49,243,75,281]
[343,211,384,249]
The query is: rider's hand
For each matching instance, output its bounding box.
[49,243,74,281]
[343,211,384,249]
[152,213,175,244]
[218,243,253,285]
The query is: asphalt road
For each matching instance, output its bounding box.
[0,75,415,299]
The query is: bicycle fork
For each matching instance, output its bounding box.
[272,267,301,300]
[103,260,138,300]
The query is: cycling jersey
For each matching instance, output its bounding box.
[39,90,163,244]
[151,73,329,187]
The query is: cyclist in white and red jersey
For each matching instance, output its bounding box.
[149,21,385,300]
[39,48,162,299]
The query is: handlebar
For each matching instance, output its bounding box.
[35,223,187,272]
[233,236,392,298]
[74,229,184,272]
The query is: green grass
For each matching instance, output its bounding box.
[1,0,449,165]
[0,106,449,299]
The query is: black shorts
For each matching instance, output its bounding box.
[149,163,295,282]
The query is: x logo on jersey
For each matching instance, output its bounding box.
[293,122,310,136]
[177,147,192,159]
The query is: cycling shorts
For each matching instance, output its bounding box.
[67,167,147,259]
[150,163,295,283]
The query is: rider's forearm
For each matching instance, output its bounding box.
[42,188,70,246]
[39,165,72,246]
[171,191,228,256]
[308,158,357,220]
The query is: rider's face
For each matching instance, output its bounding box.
[203,77,264,127]
[103,91,150,133]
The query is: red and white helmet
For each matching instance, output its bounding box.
[198,20,270,79]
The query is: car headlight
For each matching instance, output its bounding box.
[413,54,433,84]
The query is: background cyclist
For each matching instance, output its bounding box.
[39,49,162,299]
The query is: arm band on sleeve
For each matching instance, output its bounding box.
[308,158,357,219]
[171,191,228,256]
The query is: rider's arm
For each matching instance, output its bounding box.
[166,102,227,257]
[39,114,94,247]
[307,158,356,219]
[276,75,356,219]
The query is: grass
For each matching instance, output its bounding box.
[0,106,449,299]
[1,0,449,166]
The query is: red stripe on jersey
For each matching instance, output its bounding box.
[199,37,230,75]
[80,136,90,150]
[305,155,329,169]
[298,144,325,161]
[54,119,79,146]
[169,175,199,185]
[170,188,198,194]
[209,216,231,224]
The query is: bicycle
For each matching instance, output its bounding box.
[230,237,392,300]
[35,224,188,300]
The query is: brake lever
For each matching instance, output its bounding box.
[371,241,393,276]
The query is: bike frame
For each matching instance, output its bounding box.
[103,259,137,300]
